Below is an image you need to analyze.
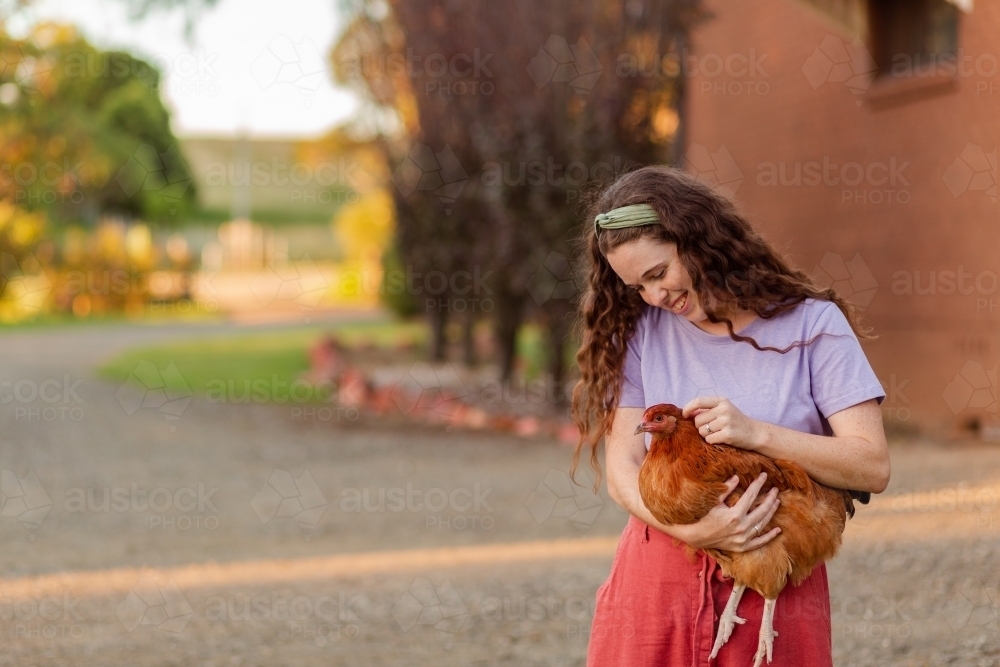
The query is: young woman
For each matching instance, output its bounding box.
[571,166,890,667]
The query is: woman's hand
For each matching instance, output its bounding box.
[682,396,763,451]
[684,472,782,552]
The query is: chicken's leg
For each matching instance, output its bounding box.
[752,597,778,667]
[709,583,746,659]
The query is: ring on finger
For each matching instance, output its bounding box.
[752,523,761,536]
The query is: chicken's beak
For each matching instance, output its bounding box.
[634,422,647,435]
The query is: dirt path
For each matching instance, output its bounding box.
[0,321,998,666]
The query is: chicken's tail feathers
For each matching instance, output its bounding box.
[850,490,871,505]
[842,489,870,519]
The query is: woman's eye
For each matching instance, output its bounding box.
[652,270,665,280]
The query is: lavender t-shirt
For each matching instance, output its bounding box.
[620,298,885,449]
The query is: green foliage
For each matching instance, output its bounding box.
[0,24,196,225]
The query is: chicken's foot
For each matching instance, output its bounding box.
[709,583,746,659]
[752,597,778,667]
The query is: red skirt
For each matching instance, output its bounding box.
[588,516,833,667]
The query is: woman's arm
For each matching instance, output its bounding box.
[682,397,891,493]
[605,407,783,551]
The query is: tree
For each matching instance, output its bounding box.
[0,23,196,225]
[333,0,706,409]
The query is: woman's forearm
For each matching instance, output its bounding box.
[607,458,698,543]
[752,421,890,493]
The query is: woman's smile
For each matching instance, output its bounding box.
[665,290,690,315]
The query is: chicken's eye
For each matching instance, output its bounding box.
[654,415,663,422]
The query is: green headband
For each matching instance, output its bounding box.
[594,203,660,235]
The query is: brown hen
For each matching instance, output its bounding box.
[636,404,867,667]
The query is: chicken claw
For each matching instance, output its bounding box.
[753,598,778,667]
[710,583,747,659]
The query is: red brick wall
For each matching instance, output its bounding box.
[686,0,1000,435]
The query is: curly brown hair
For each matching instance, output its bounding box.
[569,165,873,487]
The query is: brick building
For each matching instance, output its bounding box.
[684,0,999,436]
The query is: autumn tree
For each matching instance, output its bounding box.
[334,0,705,408]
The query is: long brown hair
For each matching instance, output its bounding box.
[569,165,873,487]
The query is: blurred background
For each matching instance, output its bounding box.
[0,0,998,665]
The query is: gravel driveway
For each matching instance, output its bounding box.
[0,320,997,666]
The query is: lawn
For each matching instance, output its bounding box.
[97,316,574,405]
[97,319,429,398]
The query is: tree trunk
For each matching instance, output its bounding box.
[494,294,523,383]
[428,301,448,362]
[462,310,476,367]
[545,311,572,413]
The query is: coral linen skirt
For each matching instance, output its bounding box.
[588,516,833,667]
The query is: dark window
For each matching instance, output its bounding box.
[868,0,960,78]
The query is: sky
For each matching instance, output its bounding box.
[7,0,360,138]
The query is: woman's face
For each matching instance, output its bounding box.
[605,237,712,323]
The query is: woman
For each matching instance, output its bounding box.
[571,166,891,667]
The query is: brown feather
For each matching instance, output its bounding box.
[637,404,857,599]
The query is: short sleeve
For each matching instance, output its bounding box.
[807,301,885,418]
[619,319,646,409]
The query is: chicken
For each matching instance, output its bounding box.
[635,404,867,667]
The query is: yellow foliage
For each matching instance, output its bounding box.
[329,188,395,307]
[0,200,45,249]
[331,188,394,262]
